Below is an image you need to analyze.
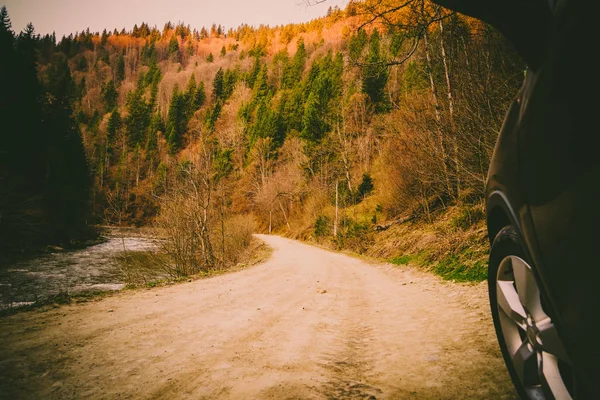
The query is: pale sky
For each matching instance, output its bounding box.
[2,0,348,39]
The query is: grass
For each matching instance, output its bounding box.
[120,237,273,289]
[433,255,487,282]
[376,205,490,283]
[389,254,413,265]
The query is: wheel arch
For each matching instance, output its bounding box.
[486,190,522,246]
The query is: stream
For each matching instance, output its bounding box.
[0,231,160,310]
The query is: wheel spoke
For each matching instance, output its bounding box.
[497,281,527,328]
[511,257,546,320]
[540,352,573,400]
[512,341,537,385]
[537,318,570,364]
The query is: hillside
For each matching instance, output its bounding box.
[0,2,524,278]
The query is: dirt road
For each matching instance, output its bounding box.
[0,235,516,399]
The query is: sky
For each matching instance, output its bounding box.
[2,0,348,39]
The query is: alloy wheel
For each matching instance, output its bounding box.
[496,256,573,399]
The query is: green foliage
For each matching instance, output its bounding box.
[433,256,487,282]
[389,255,413,265]
[246,56,261,88]
[357,173,374,199]
[213,147,233,182]
[146,113,163,152]
[389,29,405,57]
[165,85,186,152]
[102,79,118,112]
[300,52,343,144]
[205,99,223,133]
[143,59,162,90]
[194,80,206,109]
[213,67,224,100]
[115,53,125,83]
[362,29,389,113]
[206,52,214,63]
[220,45,226,57]
[250,97,285,148]
[348,29,368,61]
[168,36,179,61]
[403,61,428,92]
[107,109,122,145]
[302,91,327,142]
[282,39,306,89]
[74,55,88,71]
[184,73,197,115]
[125,87,151,147]
[40,52,91,245]
[451,206,485,230]
[222,68,238,100]
[314,215,331,237]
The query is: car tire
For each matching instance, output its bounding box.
[489,226,574,400]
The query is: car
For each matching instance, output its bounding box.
[433,0,600,398]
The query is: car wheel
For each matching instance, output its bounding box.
[489,226,574,399]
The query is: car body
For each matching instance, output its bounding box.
[433,0,600,398]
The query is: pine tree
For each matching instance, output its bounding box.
[165,85,185,152]
[194,81,206,109]
[283,39,306,89]
[247,56,261,88]
[206,52,214,63]
[357,173,374,199]
[168,36,179,61]
[42,52,91,245]
[220,45,226,57]
[107,109,122,146]
[102,80,118,112]
[0,6,12,31]
[302,91,326,143]
[116,53,125,83]
[362,29,389,113]
[184,74,197,117]
[213,67,224,100]
[126,88,150,147]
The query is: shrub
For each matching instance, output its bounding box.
[451,206,485,230]
[314,215,331,237]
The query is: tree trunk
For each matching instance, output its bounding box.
[334,181,339,238]
[439,18,460,200]
[424,32,452,199]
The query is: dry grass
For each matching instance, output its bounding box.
[370,204,489,282]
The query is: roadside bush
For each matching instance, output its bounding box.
[314,215,331,237]
[335,218,373,253]
[213,214,256,267]
[451,206,485,230]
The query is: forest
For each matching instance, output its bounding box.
[0,1,524,279]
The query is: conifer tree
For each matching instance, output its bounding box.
[126,88,150,147]
[107,109,122,146]
[168,36,179,61]
[165,85,185,152]
[213,67,225,100]
[184,74,197,117]
[194,81,206,109]
[362,29,389,113]
[116,53,125,83]
[102,79,118,112]
[282,39,306,89]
